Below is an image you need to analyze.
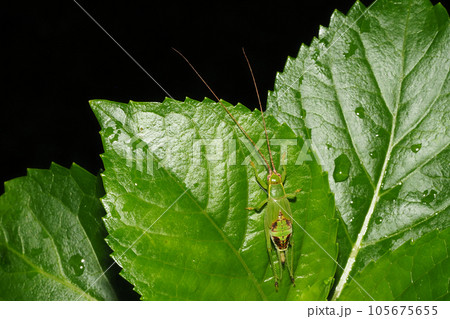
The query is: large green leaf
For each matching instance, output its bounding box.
[91,98,337,300]
[267,0,449,300]
[0,163,118,300]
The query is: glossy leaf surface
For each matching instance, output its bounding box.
[0,164,117,300]
[267,0,449,300]
[91,98,337,300]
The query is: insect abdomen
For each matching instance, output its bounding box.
[269,211,292,252]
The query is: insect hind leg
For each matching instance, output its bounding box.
[265,219,280,291]
[286,238,295,286]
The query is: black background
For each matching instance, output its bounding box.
[2,0,379,192]
[1,0,447,301]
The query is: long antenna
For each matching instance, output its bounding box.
[241,48,276,173]
[173,47,271,173]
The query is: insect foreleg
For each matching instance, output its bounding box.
[250,161,267,189]
[285,189,301,200]
[246,198,268,211]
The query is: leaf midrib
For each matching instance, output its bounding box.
[332,0,414,300]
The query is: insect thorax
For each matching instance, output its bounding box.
[268,182,285,199]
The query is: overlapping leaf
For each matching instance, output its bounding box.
[0,164,117,300]
[267,0,449,300]
[91,98,337,300]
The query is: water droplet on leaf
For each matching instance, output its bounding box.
[300,109,306,119]
[333,154,351,182]
[355,107,365,118]
[312,50,319,60]
[111,134,119,143]
[375,128,388,140]
[375,217,383,224]
[349,197,363,208]
[421,189,437,204]
[69,254,86,276]
[344,43,357,58]
[104,127,114,138]
[319,37,329,46]
[410,144,422,153]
